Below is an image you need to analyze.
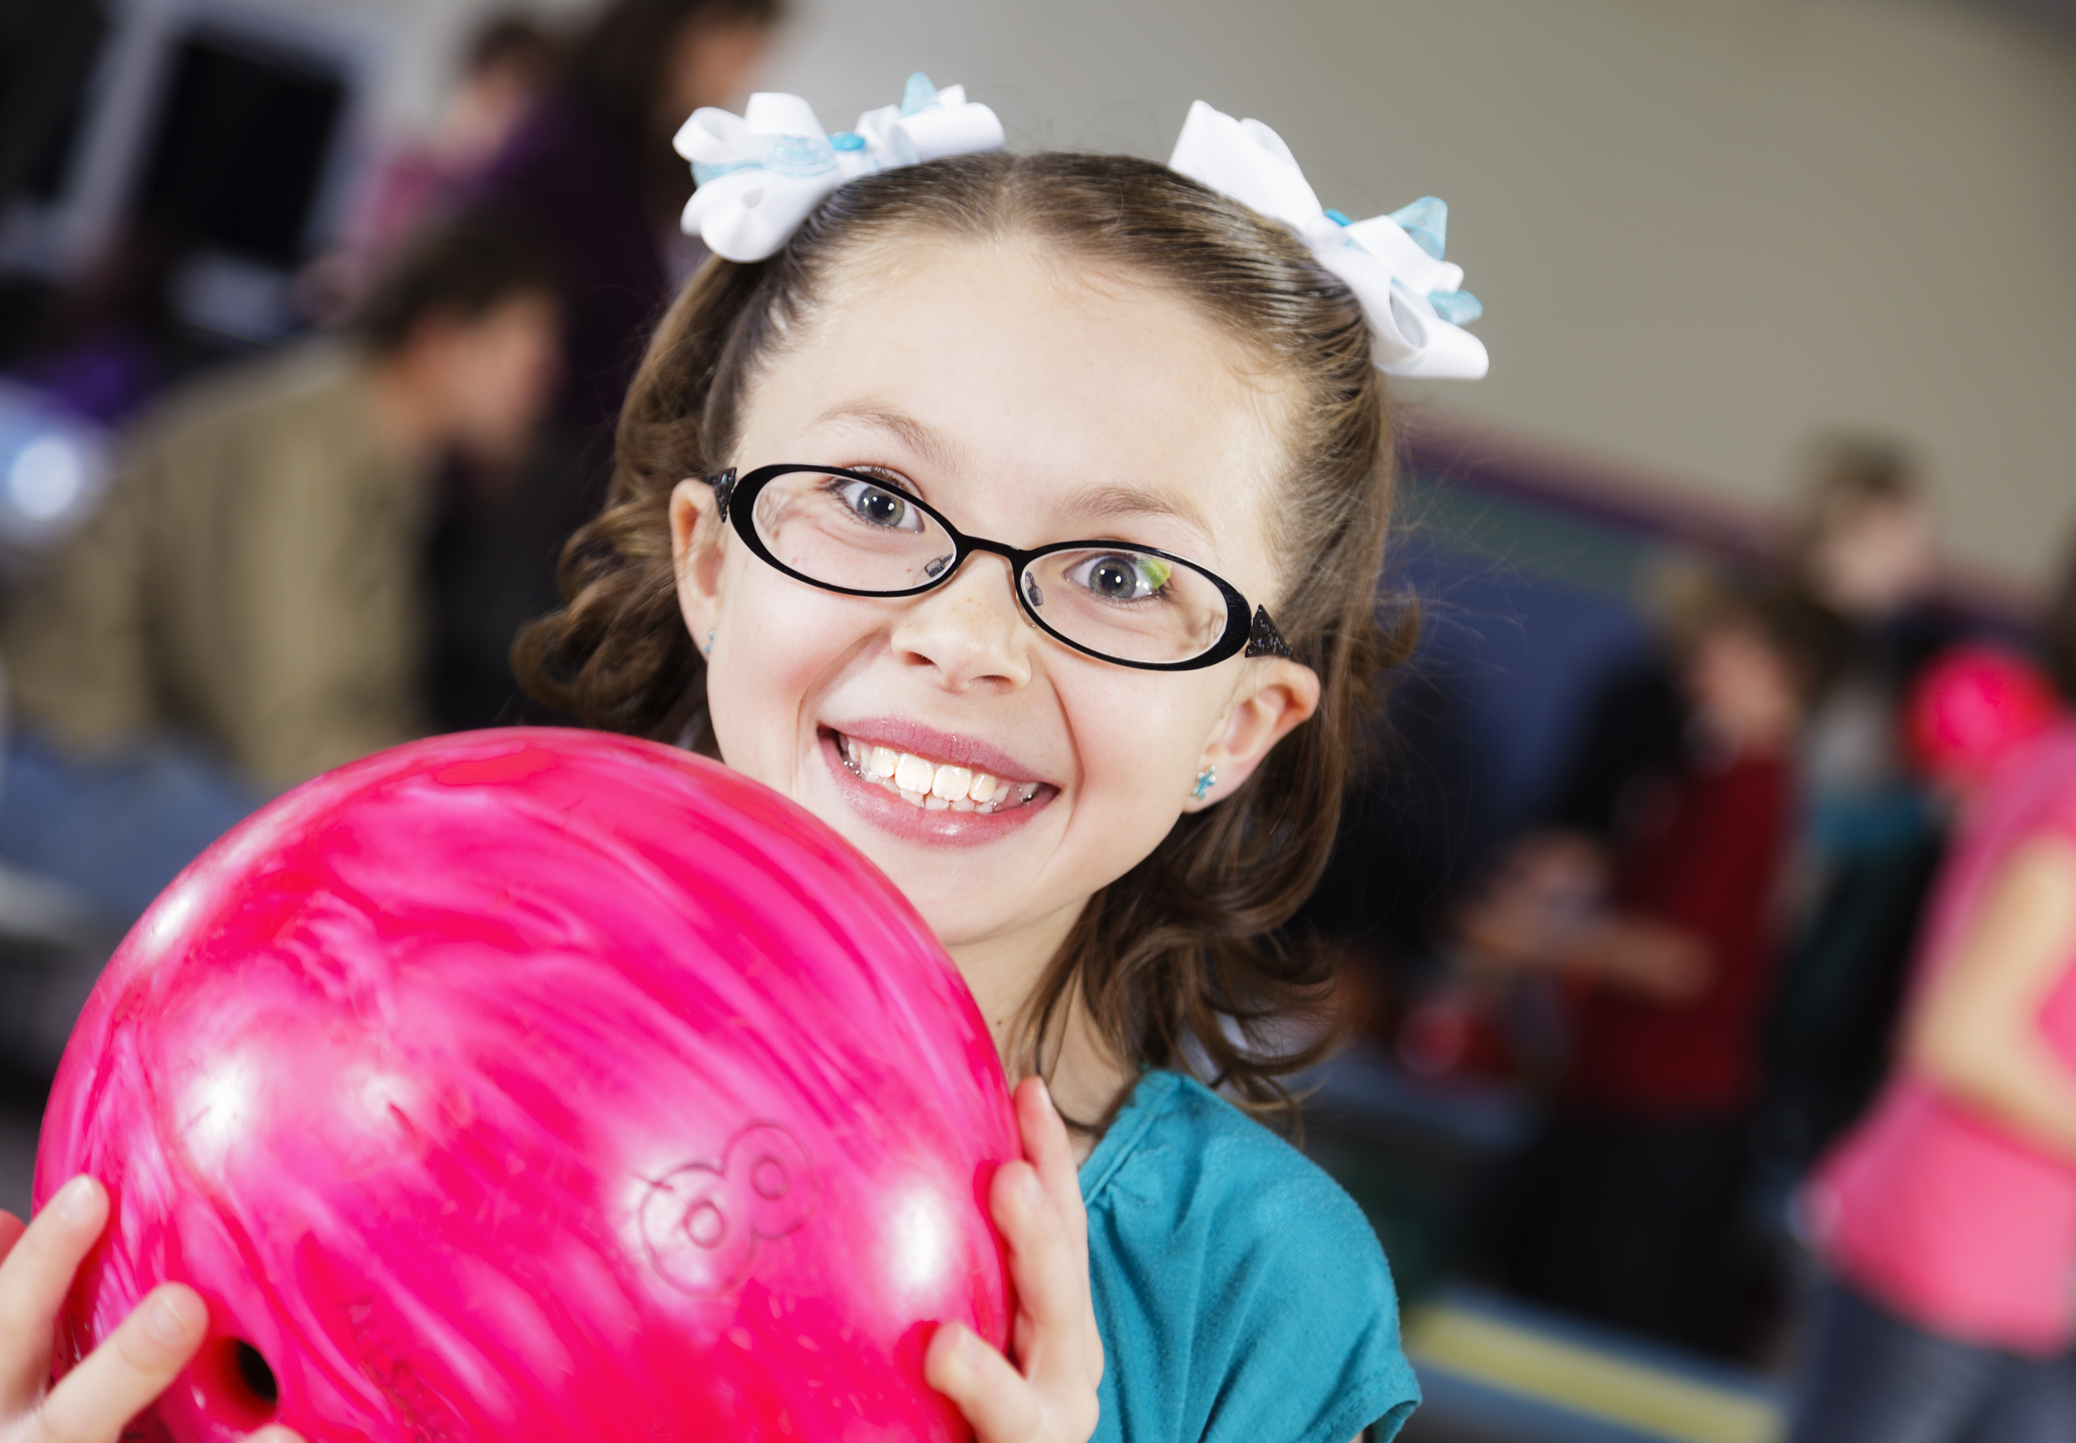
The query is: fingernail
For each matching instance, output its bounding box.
[1033,1076,1054,1111]
[1018,1166,1044,1208]
[58,1176,99,1223]
[147,1289,203,1345]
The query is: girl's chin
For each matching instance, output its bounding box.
[817,731,1054,849]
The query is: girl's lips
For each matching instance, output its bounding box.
[831,731,1039,813]
[818,731,1054,847]
[823,718,1042,786]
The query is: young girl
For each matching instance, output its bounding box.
[0,78,1489,1443]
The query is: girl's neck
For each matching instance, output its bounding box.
[948,916,1136,1164]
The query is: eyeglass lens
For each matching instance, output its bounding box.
[750,469,1232,665]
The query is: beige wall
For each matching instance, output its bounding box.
[750,0,2076,588]
[373,0,2076,585]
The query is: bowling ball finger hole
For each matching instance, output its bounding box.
[233,1341,279,1409]
[193,1336,280,1426]
[753,1158,788,1199]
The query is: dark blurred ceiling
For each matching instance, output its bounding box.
[1974,0,2076,33]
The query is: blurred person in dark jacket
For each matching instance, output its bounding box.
[312,14,560,315]
[1760,441,1969,1181]
[0,223,558,921]
[428,0,781,730]
[465,0,779,436]
[1460,581,1843,1354]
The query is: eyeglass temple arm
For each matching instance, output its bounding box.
[1244,606,1294,660]
[707,469,738,521]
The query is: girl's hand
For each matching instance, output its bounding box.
[0,1177,301,1443]
[926,1078,1102,1443]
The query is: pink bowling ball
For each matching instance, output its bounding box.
[35,729,1017,1442]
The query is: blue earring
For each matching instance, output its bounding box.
[704,628,715,657]
[1191,766,1216,801]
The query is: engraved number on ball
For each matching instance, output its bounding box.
[640,1123,816,1295]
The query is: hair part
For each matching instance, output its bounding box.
[515,151,1412,1117]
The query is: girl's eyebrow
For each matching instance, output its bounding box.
[1058,484,1212,547]
[811,402,1212,544]
[812,403,965,475]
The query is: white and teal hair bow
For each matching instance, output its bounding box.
[1168,101,1487,379]
[675,73,1005,263]
[675,80,1487,379]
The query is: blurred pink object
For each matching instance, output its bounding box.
[34,729,1015,1442]
[1806,722,2076,1353]
[1905,644,2062,788]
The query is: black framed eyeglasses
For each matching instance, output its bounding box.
[706,465,1293,672]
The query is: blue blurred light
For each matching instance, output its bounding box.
[0,382,110,555]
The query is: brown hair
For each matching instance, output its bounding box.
[1665,569,1852,703]
[516,151,1410,1115]
[1795,435,1922,558]
[462,15,559,89]
[351,220,555,357]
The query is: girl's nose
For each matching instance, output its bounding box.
[887,552,1034,692]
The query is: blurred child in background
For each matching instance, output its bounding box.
[316,15,559,312]
[426,0,780,731]
[1461,580,1841,1353]
[1790,641,2075,1443]
[1758,440,1969,1196]
[0,224,558,922]
[464,0,778,439]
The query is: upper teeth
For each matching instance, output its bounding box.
[842,736,1033,810]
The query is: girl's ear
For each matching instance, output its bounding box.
[1186,657,1322,809]
[670,478,728,643]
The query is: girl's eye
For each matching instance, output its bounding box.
[1066,552,1172,602]
[836,480,925,533]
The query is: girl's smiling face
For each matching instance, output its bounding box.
[670,237,1319,1010]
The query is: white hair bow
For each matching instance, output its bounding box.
[1169,101,1487,379]
[675,73,1005,262]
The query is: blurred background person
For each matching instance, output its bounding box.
[1789,639,2076,1443]
[426,0,780,731]
[1459,579,1842,1355]
[0,222,558,924]
[1759,441,1972,1196]
[310,13,560,319]
[466,0,776,437]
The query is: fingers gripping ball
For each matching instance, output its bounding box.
[32,730,1019,1442]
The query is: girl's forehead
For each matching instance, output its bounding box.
[744,237,1295,557]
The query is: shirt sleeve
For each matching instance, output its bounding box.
[1192,1164,1421,1443]
[1085,1079,1421,1443]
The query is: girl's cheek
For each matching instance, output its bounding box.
[1068,675,1209,813]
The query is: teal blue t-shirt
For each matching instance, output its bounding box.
[1079,1070,1418,1443]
